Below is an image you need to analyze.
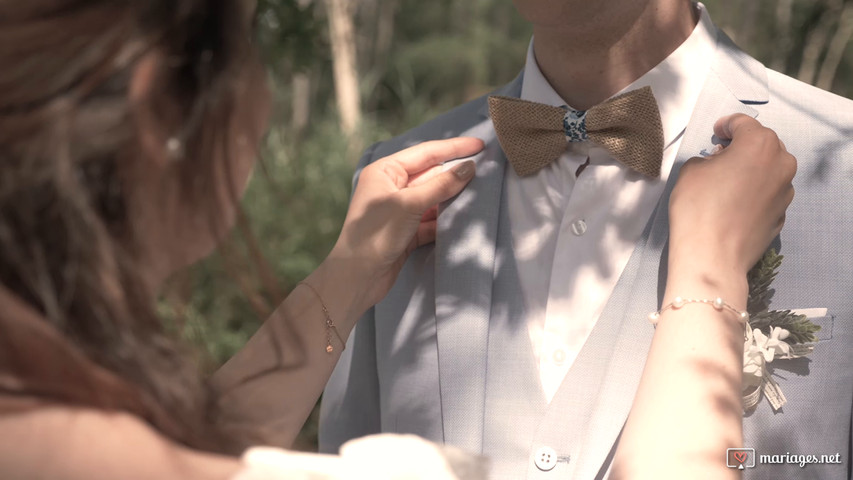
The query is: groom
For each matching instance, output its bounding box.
[320,1,853,478]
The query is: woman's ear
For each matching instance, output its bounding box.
[128,51,172,170]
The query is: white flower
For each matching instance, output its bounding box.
[757,327,791,362]
[742,327,794,391]
[743,330,766,390]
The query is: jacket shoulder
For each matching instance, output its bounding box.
[764,69,853,125]
[365,92,493,162]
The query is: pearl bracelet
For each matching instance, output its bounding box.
[648,296,749,325]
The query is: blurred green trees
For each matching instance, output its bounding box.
[161,0,853,451]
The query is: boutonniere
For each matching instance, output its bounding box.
[742,249,821,412]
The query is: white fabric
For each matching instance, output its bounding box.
[232,434,484,480]
[507,3,717,401]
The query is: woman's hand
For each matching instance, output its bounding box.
[613,116,796,480]
[330,137,483,307]
[668,114,796,290]
[212,138,480,447]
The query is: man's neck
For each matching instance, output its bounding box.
[531,1,698,110]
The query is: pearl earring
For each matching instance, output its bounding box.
[165,137,184,160]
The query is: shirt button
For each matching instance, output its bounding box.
[534,446,558,471]
[570,219,587,236]
[552,347,567,366]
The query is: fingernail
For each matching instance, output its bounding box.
[452,160,475,180]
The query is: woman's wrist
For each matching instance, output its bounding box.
[664,253,749,310]
[311,248,377,320]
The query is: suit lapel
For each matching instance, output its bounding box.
[434,75,523,452]
[547,30,767,479]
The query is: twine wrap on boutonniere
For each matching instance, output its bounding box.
[742,249,821,412]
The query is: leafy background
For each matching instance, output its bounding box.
[158,0,853,451]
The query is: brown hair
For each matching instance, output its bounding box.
[0,0,262,452]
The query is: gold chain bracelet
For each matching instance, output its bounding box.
[297,281,346,354]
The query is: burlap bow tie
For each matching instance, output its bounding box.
[488,86,664,177]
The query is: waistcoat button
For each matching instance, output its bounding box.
[533,446,558,471]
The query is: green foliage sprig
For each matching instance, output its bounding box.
[746,249,820,344]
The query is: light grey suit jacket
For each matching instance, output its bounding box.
[319,26,853,480]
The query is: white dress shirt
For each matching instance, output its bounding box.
[506,3,718,402]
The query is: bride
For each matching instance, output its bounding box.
[0,1,794,479]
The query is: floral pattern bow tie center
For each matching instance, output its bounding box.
[562,108,589,143]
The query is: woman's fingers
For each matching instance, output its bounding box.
[407,164,444,188]
[414,208,439,247]
[421,205,438,222]
[714,113,789,154]
[401,160,476,212]
[387,137,484,176]
[713,113,759,141]
[713,113,775,147]
[415,220,438,247]
[714,113,796,183]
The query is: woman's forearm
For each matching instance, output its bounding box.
[208,252,374,450]
[611,264,748,480]
[207,138,481,451]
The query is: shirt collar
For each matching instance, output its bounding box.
[520,2,717,149]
